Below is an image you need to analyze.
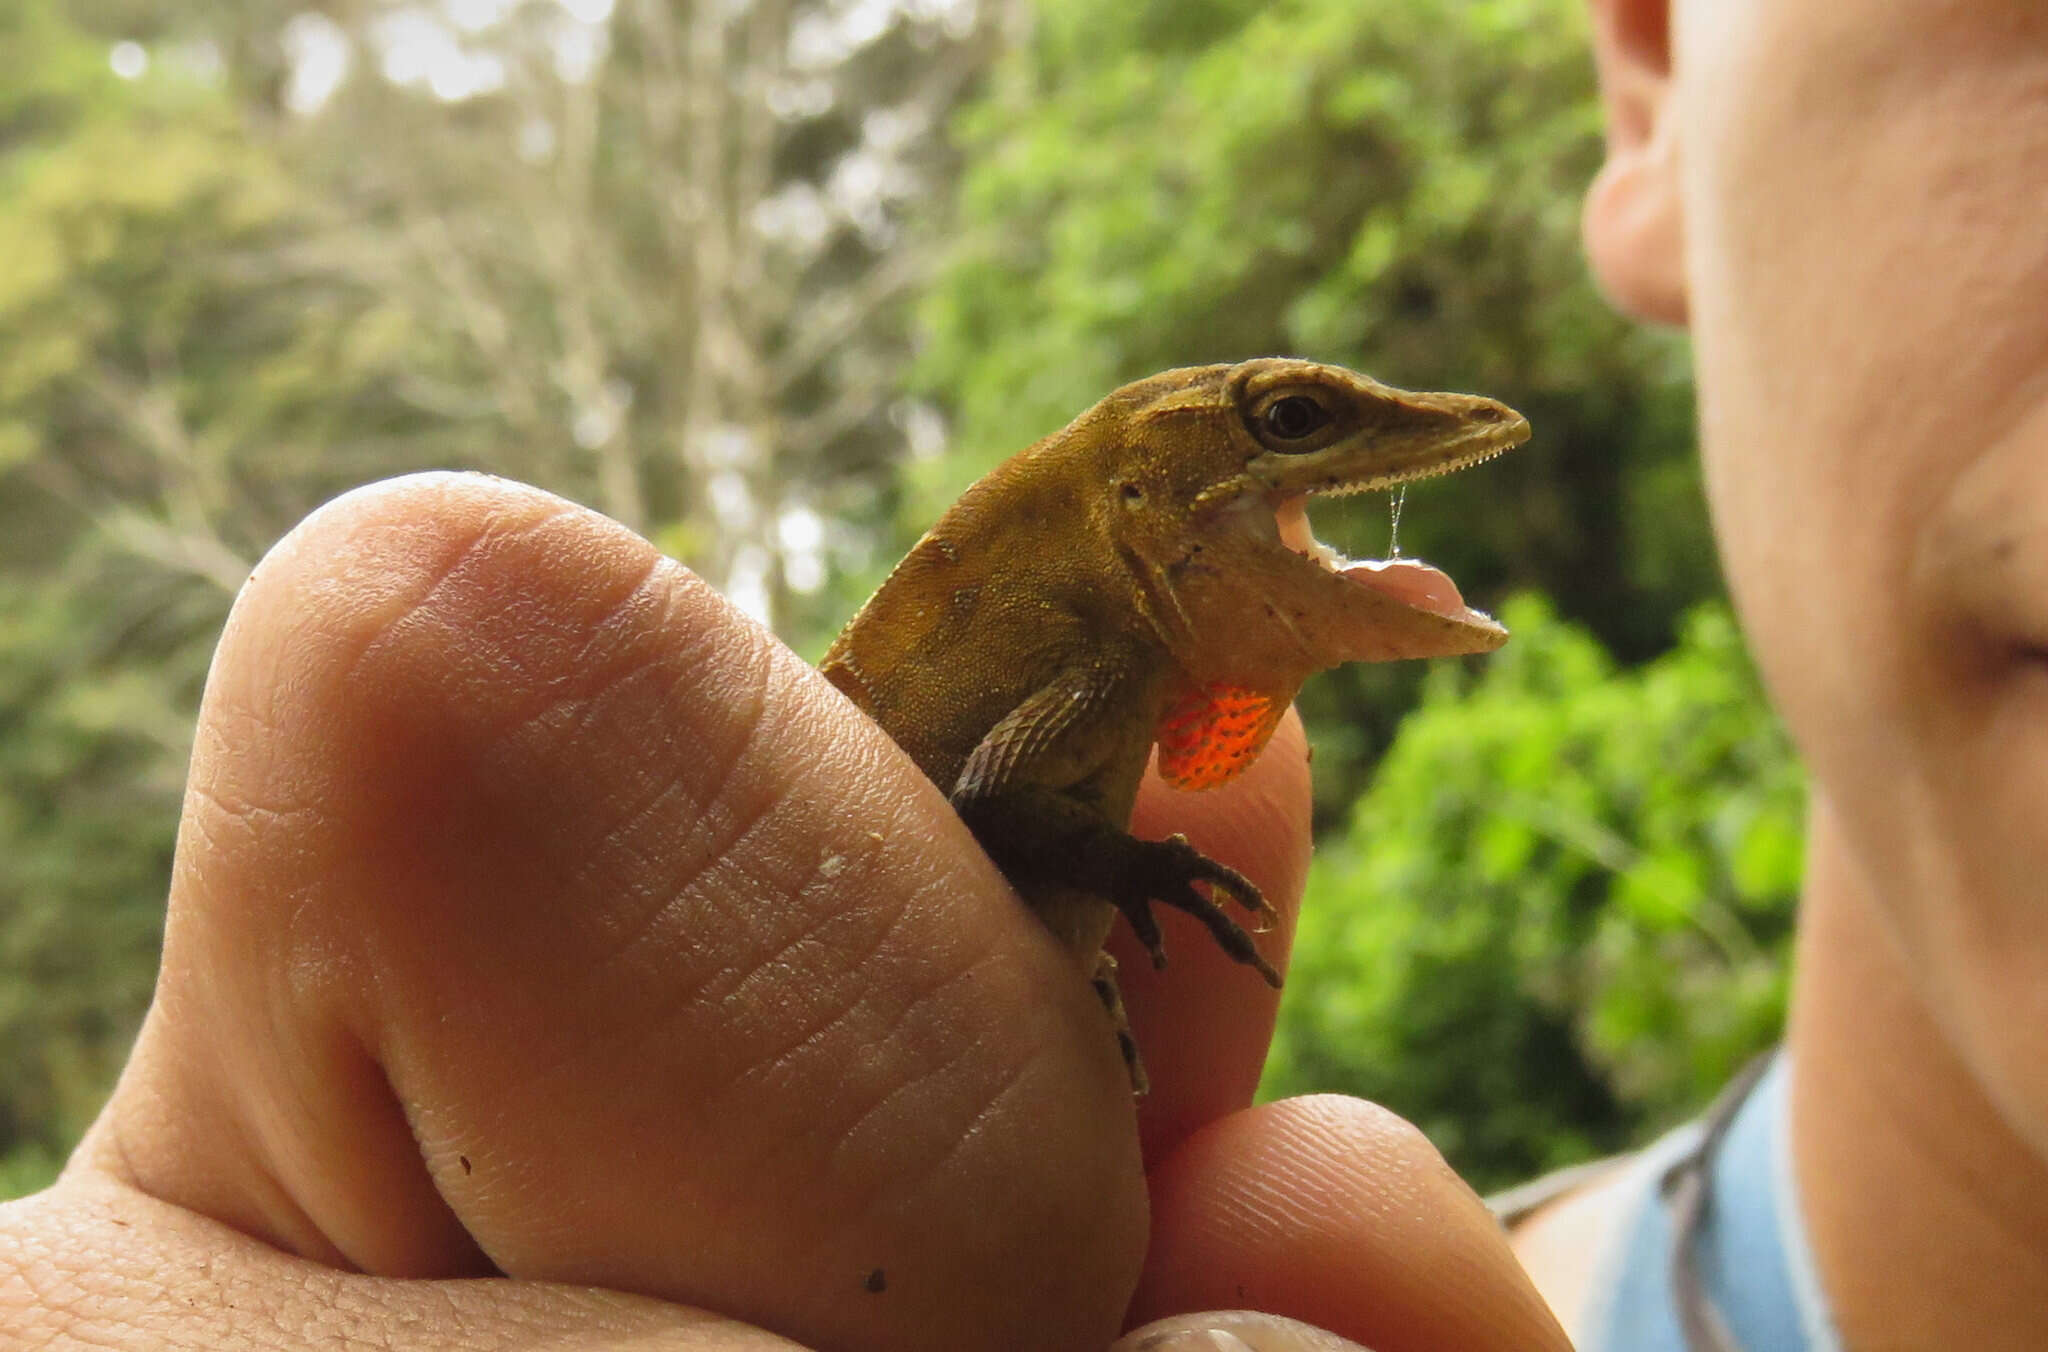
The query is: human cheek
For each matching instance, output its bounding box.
[1675,1,2048,875]
[1672,1,2048,1159]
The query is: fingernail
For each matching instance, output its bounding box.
[1113,1312,1373,1351]
[1130,1332,1256,1352]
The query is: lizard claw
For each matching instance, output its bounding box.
[1165,833,1281,933]
[1115,835,1283,989]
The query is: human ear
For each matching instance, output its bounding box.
[1583,0,1687,326]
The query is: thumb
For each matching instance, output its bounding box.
[85,473,1146,1352]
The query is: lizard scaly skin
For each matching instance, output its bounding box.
[823,358,1528,1089]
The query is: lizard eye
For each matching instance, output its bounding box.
[1260,394,1332,443]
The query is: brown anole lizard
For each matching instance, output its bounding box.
[822,359,1527,1090]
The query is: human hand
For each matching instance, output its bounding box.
[0,474,1569,1351]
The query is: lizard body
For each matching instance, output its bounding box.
[822,358,1527,1088]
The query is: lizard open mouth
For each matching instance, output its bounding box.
[1274,495,1491,626]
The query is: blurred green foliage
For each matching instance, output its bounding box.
[0,0,1797,1202]
[1264,597,1801,1188]
[0,0,293,1198]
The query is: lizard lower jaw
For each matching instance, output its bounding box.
[1274,495,1488,625]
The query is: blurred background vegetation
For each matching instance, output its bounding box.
[0,0,1798,1199]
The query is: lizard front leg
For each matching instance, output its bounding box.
[945,658,1281,1088]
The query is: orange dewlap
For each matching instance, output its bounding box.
[1155,683,1288,791]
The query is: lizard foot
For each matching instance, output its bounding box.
[1114,833,1282,988]
[1091,953,1149,1095]
[948,787,1282,991]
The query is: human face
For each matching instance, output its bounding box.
[1666,2,2048,1144]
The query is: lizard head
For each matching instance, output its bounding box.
[1082,357,1529,687]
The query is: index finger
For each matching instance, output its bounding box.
[1120,710,1315,1161]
